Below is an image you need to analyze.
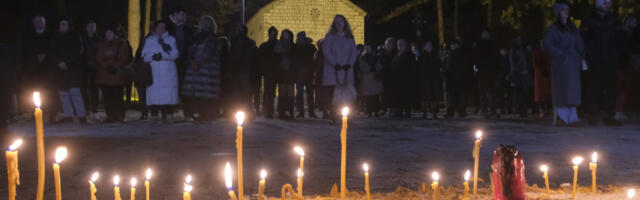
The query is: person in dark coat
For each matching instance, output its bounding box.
[274,29,296,119]
[417,41,442,118]
[225,23,258,119]
[533,40,553,118]
[444,39,472,118]
[509,37,534,118]
[96,25,131,123]
[473,29,499,118]
[378,37,396,115]
[293,31,318,118]
[81,20,101,118]
[388,39,416,118]
[49,18,86,123]
[580,0,622,126]
[258,27,279,118]
[496,48,512,115]
[168,7,193,101]
[544,3,585,126]
[614,16,637,120]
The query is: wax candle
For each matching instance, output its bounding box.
[235,112,245,200]
[114,175,122,200]
[258,170,266,200]
[280,184,303,200]
[590,152,598,194]
[53,147,67,200]
[472,130,482,196]
[130,178,137,200]
[293,146,305,196]
[340,107,349,200]
[225,162,238,200]
[89,172,99,200]
[629,189,636,200]
[540,165,550,199]
[431,172,440,200]
[296,169,303,197]
[144,169,151,200]
[34,92,45,200]
[463,170,470,199]
[183,185,192,200]
[363,164,370,200]
[571,157,583,200]
[6,139,22,200]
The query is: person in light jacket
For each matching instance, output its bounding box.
[358,44,382,117]
[142,20,180,120]
[321,15,358,123]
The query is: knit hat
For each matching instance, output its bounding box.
[595,0,611,8]
[553,3,569,17]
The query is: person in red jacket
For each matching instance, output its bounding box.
[95,25,131,122]
[533,40,553,118]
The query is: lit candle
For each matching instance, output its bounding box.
[363,164,371,200]
[235,112,245,200]
[571,156,583,200]
[540,165,550,199]
[293,146,305,196]
[296,168,303,197]
[89,172,99,200]
[340,107,349,200]
[130,178,137,200]
[114,175,122,200]
[6,139,22,200]
[144,169,151,200]
[431,172,440,200]
[589,152,598,194]
[225,162,238,200]
[53,147,67,200]
[463,170,470,200]
[183,175,192,200]
[472,130,482,196]
[258,170,266,200]
[629,189,636,200]
[34,92,45,200]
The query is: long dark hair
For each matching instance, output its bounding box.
[327,15,354,39]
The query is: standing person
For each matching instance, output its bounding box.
[181,16,222,122]
[614,16,637,120]
[580,0,622,126]
[293,31,318,118]
[509,37,534,118]
[473,29,499,118]
[389,39,416,118]
[133,34,150,120]
[168,7,192,102]
[225,23,257,119]
[95,25,131,123]
[444,39,472,118]
[357,44,383,117]
[533,40,553,118]
[417,41,442,118]
[258,27,279,118]
[81,20,101,120]
[142,20,180,120]
[496,48,512,115]
[321,15,358,123]
[544,3,585,126]
[274,30,296,119]
[22,15,56,122]
[49,18,86,123]
[378,37,396,115]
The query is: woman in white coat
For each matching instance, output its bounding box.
[142,20,179,120]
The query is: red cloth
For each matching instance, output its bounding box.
[616,67,632,111]
[492,145,527,200]
[533,49,552,103]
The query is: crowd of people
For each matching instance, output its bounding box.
[6,0,640,129]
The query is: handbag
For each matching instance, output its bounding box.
[133,61,153,87]
[332,65,357,106]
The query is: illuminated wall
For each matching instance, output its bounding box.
[247,0,366,46]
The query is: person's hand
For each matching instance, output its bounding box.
[37,53,46,63]
[58,62,68,70]
[152,53,163,61]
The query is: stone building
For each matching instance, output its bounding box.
[247,0,366,45]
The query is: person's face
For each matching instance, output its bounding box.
[172,11,187,23]
[384,40,394,51]
[281,32,291,41]
[561,8,570,19]
[155,23,167,34]
[105,30,115,41]
[423,42,433,53]
[335,17,345,32]
[59,20,70,33]
[364,45,373,54]
[268,30,278,40]
[86,23,96,35]
[33,16,46,30]
[397,40,407,53]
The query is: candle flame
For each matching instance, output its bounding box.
[260,169,267,180]
[146,168,152,180]
[297,168,303,178]
[629,189,636,199]
[540,165,548,172]
[431,172,440,181]
[464,170,471,181]
[294,146,305,157]
[341,107,349,117]
[186,175,192,184]
[592,152,598,163]
[55,147,68,164]
[33,92,41,108]
[572,156,583,166]
[235,111,245,126]
[114,175,120,186]
[184,184,193,193]
[8,139,23,151]
[475,130,483,140]
[224,162,233,190]
[363,163,369,172]
[90,172,100,182]
[131,178,137,187]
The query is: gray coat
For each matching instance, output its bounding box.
[543,22,584,107]
[181,32,221,99]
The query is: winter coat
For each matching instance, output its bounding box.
[473,39,498,89]
[49,32,83,90]
[509,47,533,88]
[581,11,621,74]
[357,53,383,96]
[292,43,317,82]
[389,51,416,95]
[81,34,101,71]
[544,21,584,107]
[274,41,296,84]
[21,31,51,89]
[168,23,193,75]
[258,39,278,79]
[444,48,473,90]
[142,32,180,106]
[417,51,442,100]
[321,32,358,86]
[533,48,552,102]
[181,31,221,99]
[95,39,131,86]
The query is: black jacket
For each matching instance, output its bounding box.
[258,39,278,78]
[292,43,317,81]
[49,32,83,89]
[581,11,621,72]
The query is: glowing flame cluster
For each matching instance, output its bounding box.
[33,92,41,108]
[294,146,305,157]
[341,107,350,117]
[55,147,68,164]
[8,139,23,151]
[475,130,483,140]
[131,178,137,187]
[260,169,267,180]
[90,172,100,183]
[464,170,471,182]
[592,152,598,163]
[235,112,245,126]
[431,172,440,181]
[363,163,369,173]
[572,157,584,166]
[540,165,549,172]
[114,175,121,186]
[224,162,233,190]
[146,168,152,180]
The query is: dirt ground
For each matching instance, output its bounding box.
[2,111,640,199]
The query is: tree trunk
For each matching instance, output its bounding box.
[144,0,151,35]
[128,0,141,57]
[437,0,444,46]
[156,0,163,20]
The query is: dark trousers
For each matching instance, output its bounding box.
[478,85,496,115]
[363,95,381,115]
[149,105,173,118]
[84,71,100,113]
[135,84,148,116]
[101,85,125,121]
[583,70,617,118]
[446,82,467,116]
[253,77,262,114]
[295,80,316,115]
[184,97,219,120]
[263,77,277,117]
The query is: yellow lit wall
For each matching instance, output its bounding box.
[247,0,366,46]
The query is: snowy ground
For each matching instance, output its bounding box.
[2,111,640,199]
